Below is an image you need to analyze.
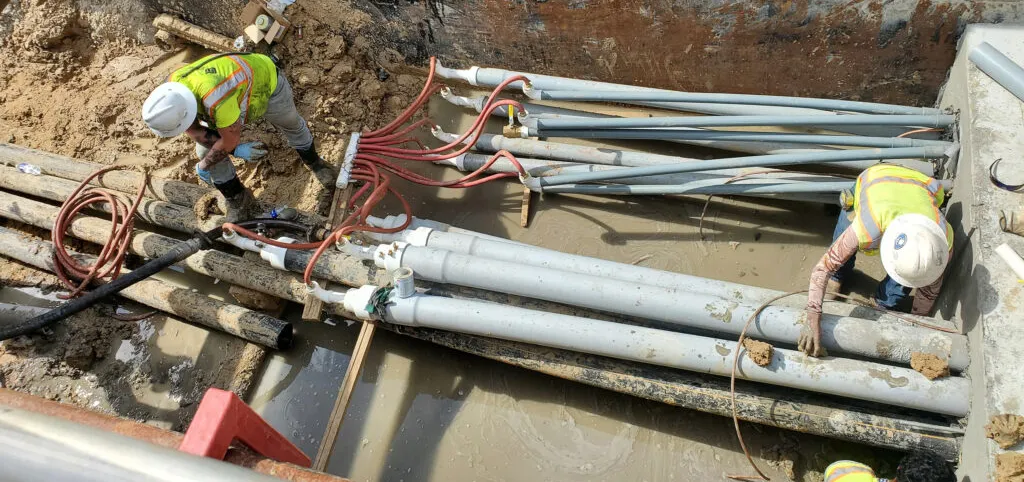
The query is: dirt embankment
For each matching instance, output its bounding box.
[0,0,421,418]
[0,0,423,213]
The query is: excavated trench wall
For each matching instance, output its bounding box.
[16,0,1019,105]
[127,0,1023,106]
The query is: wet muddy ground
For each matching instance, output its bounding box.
[249,99,894,482]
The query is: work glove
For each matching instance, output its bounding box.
[798,310,826,357]
[233,142,268,163]
[195,164,213,186]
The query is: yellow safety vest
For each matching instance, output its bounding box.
[851,164,954,255]
[824,460,883,482]
[170,53,278,129]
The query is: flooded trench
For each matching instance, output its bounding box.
[249,96,896,481]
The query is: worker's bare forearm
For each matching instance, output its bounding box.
[196,120,243,169]
[185,122,220,149]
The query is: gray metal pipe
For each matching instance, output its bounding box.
[530,114,956,131]
[969,41,1024,103]
[376,244,969,371]
[538,129,952,148]
[527,89,942,115]
[377,292,968,416]
[532,146,948,188]
[432,129,937,175]
[0,405,283,482]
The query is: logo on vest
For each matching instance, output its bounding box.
[894,233,908,250]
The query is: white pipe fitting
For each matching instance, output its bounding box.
[221,230,261,252]
[996,243,1024,280]
[259,237,295,270]
[393,267,415,298]
[310,281,346,304]
[343,285,379,320]
[373,242,407,272]
[403,227,433,247]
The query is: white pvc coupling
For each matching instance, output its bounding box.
[310,281,347,304]
[260,237,295,270]
[343,285,379,320]
[374,241,408,272]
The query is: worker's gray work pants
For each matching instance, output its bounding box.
[199,70,314,184]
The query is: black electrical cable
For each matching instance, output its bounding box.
[0,226,222,341]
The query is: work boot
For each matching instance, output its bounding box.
[297,145,338,189]
[824,278,843,301]
[223,188,256,224]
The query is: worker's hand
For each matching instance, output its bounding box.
[798,310,825,357]
[233,142,267,163]
[195,164,213,186]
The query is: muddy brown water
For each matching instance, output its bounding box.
[248,97,897,481]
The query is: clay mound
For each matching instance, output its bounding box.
[997,452,1024,482]
[742,338,774,367]
[987,414,1024,450]
[910,352,949,380]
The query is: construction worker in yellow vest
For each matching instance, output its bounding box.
[824,450,955,482]
[140,53,336,222]
[800,164,954,356]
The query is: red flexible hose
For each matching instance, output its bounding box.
[52,167,148,298]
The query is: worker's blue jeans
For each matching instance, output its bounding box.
[831,211,911,309]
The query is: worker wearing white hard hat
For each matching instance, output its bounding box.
[799,164,954,357]
[141,53,336,222]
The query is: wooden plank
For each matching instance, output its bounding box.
[312,321,377,470]
[520,186,532,228]
[300,185,353,321]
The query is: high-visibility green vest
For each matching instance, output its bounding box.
[170,53,278,129]
[851,164,954,255]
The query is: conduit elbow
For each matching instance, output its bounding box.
[342,285,380,320]
[310,281,348,305]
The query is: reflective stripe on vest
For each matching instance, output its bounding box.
[854,166,944,251]
[824,461,877,482]
[200,55,254,123]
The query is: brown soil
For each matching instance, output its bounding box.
[910,352,950,380]
[0,0,423,214]
[997,452,1024,482]
[743,338,774,367]
[988,414,1024,450]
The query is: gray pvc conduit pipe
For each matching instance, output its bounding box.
[432,129,936,176]
[541,181,856,196]
[529,114,956,131]
[969,41,1024,103]
[539,129,952,148]
[441,154,847,203]
[525,89,942,115]
[375,244,969,371]
[378,292,969,416]
[439,89,819,155]
[530,146,949,188]
[434,63,926,138]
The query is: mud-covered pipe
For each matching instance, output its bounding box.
[432,129,937,176]
[0,227,292,349]
[969,42,1024,103]
[394,325,962,459]
[377,292,969,416]
[0,190,362,321]
[531,146,949,188]
[540,181,856,196]
[382,244,969,370]
[0,146,326,227]
[526,89,942,115]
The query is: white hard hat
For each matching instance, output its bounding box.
[141,82,197,137]
[880,213,950,288]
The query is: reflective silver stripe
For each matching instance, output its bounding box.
[231,55,254,122]
[825,463,874,481]
[857,174,940,247]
